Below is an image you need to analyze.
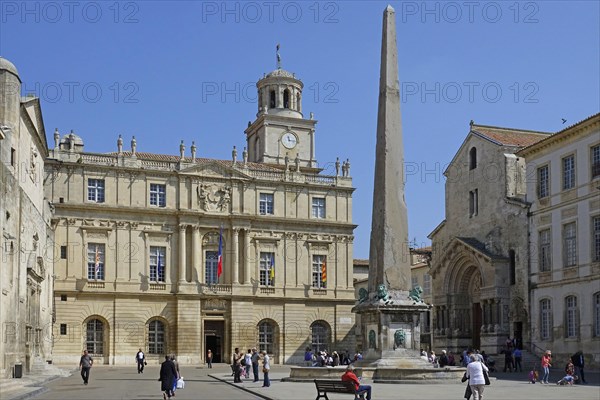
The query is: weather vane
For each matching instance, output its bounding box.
[276,43,281,69]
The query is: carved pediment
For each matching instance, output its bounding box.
[180,161,250,179]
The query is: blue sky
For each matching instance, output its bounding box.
[2,1,599,259]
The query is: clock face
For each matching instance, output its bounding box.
[281,132,298,149]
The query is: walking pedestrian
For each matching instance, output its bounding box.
[79,349,94,385]
[513,348,522,372]
[159,355,177,400]
[136,348,146,373]
[466,354,489,400]
[232,347,242,383]
[170,354,180,395]
[206,349,213,368]
[251,348,260,382]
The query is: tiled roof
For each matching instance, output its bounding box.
[456,237,505,260]
[107,151,282,172]
[471,125,551,148]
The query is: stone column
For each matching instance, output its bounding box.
[178,225,187,283]
[232,228,239,284]
[192,226,200,282]
[243,229,251,284]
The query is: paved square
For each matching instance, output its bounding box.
[16,365,599,400]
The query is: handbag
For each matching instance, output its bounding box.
[461,372,468,383]
[262,367,269,373]
[176,377,185,389]
[483,369,491,385]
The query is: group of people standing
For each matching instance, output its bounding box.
[231,347,270,387]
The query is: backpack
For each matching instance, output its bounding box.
[241,358,247,366]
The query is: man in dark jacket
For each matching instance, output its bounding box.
[159,355,177,399]
[571,351,586,383]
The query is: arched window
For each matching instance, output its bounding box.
[311,321,330,353]
[594,292,600,337]
[269,91,276,109]
[565,295,578,338]
[469,147,477,170]
[148,320,166,354]
[258,320,275,354]
[86,319,104,355]
[283,89,290,108]
[539,299,552,340]
[296,93,301,111]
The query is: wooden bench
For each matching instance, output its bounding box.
[314,379,367,400]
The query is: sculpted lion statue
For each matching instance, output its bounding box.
[376,284,389,301]
[408,285,424,303]
[358,288,368,303]
[394,329,405,348]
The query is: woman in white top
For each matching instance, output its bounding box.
[466,354,489,400]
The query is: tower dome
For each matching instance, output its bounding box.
[0,56,22,134]
[256,46,304,119]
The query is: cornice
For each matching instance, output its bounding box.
[517,115,600,158]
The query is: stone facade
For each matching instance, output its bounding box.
[428,122,550,354]
[517,113,600,368]
[0,58,54,378]
[45,64,357,366]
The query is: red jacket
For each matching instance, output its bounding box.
[341,371,360,390]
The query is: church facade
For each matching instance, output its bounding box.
[46,64,357,365]
[428,122,550,354]
[0,58,55,377]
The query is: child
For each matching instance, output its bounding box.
[557,374,575,385]
[529,367,539,384]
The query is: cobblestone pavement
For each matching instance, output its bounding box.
[11,364,599,400]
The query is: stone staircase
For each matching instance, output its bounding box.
[0,358,71,400]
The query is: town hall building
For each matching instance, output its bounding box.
[45,62,357,366]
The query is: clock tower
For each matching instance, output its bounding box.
[245,54,317,168]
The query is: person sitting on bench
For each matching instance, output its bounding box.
[341,365,372,400]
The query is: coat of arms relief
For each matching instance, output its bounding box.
[197,183,231,212]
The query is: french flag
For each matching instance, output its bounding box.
[217,227,223,279]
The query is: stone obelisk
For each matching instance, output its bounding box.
[353,5,430,366]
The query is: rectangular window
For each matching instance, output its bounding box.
[538,229,551,272]
[591,144,600,179]
[566,296,578,338]
[537,165,549,198]
[87,243,105,280]
[562,155,575,190]
[60,324,67,335]
[423,274,431,296]
[563,222,577,267]
[593,216,600,263]
[87,179,105,203]
[205,251,218,284]
[312,254,326,288]
[60,246,67,260]
[312,197,326,219]
[540,299,551,340]
[149,246,166,282]
[259,252,275,286]
[60,294,67,301]
[259,193,274,215]
[595,293,600,337]
[10,148,15,167]
[149,184,166,207]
